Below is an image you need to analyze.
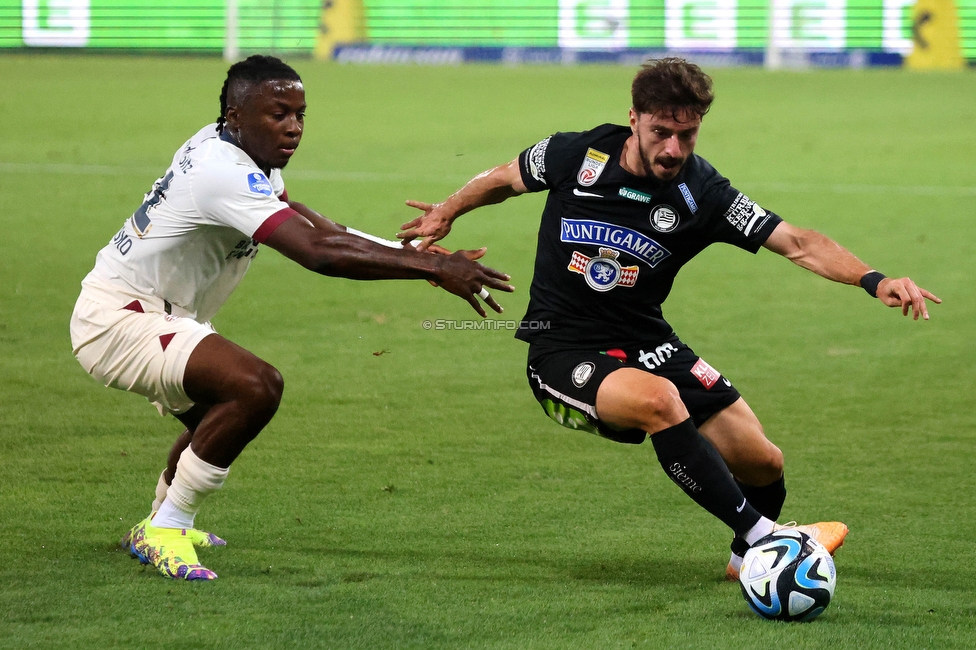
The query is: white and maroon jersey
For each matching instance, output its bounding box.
[81,124,298,323]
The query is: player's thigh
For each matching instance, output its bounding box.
[595,367,688,433]
[181,334,283,409]
[698,398,783,484]
[72,305,215,415]
[526,349,646,444]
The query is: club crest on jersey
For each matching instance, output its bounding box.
[577,148,610,187]
[650,204,679,232]
[247,172,273,196]
[568,248,639,292]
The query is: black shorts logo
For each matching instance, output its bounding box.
[572,362,596,388]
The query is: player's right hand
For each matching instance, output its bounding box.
[398,200,455,252]
[433,249,514,317]
[876,277,942,321]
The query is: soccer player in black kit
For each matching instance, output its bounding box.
[398,58,940,580]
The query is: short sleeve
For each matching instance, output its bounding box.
[192,162,297,243]
[714,190,782,252]
[693,163,782,253]
[517,131,584,193]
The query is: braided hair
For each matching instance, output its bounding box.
[216,54,302,133]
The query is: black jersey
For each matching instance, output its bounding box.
[514,124,782,349]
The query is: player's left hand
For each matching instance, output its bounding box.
[876,277,941,320]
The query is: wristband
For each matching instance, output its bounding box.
[859,270,887,298]
[346,227,414,249]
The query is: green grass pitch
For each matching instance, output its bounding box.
[0,54,974,648]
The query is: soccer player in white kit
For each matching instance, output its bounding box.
[70,55,514,580]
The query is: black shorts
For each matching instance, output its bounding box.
[526,336,741,445]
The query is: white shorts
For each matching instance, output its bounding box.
[70,284,215,415]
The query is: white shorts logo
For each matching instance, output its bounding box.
[639,343,677,370]
[572,362,596,388]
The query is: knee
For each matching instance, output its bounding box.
[240,362,284,418]
[754,443,784,484]
[767,443,785,477]
[636,381,686,428]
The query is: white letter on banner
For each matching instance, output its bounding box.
[558,0,630,50]
[882,0,914,53]
[665,0,737,50]
[23,0,90,47]
[770,0,846,50]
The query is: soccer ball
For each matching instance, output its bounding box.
[738,529,836,622]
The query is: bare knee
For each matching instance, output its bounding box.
[597,369,689,433]
[740,442,784,486]
[769,444,784,473]
[636,384,685,427]
[239,362,284,419]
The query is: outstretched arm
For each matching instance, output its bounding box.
[263,201,513,317]
[397,158,527,251]
[762,221,941,320]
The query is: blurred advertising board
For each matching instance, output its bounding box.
[1,1,972,66]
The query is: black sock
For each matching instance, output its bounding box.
[735,475,786,521]
[730,476,786,556]
[651,418,762,537]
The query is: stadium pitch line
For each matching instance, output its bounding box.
[3,161,975,197]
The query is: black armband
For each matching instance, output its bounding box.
[859,271,887,298]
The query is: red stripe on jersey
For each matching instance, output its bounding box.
[253,207,299,243]
[278,188,289,202]
[159,333,176,351]
[122,300,144,313]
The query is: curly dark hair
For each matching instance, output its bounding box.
[631,58,714,120]
[216,54,302,133]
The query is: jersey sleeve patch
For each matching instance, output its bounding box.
[519,135,553,192]
[723,192,771,237]
[252,207,299,243]
[527,136,550,184]
[247,172,274,196]
[678,182,698,214]
[576,148,610,187]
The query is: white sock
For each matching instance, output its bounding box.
[150,469,169,513]
[154,496,196,530]
[743,516,775,546]
[728,552,744,570]
[150,447,229,530]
